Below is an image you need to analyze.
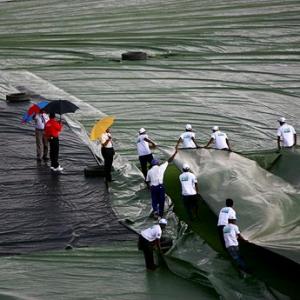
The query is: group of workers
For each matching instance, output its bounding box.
[137,117,297,221]
[217,198,250,275]
[30,110,297,274]
[136,118,297,273]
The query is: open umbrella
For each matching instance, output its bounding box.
[22,100,49,123]
[90,116,115,141]
[44,100,79,116]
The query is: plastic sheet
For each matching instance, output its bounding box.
[171,148,300,265]
[245,148,300,189]
[0,0,299,297]
[0,100,134,254]
[0,243,218,300]
[165,232,278,300]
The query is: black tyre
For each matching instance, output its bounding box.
[6,93,30,102]
[121,51,147,61]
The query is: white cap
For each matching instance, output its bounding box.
[159,218,168,225]
[278,117,286,123]
[212,125,219,131]
[139,128,146,134]
[186,124,192,130]
[182,163,190,170]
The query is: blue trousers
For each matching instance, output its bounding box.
[150,184,165,217]
[227,246,248,272]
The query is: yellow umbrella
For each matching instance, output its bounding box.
[90,116,115,141]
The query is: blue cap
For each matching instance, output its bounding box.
[151,159,160,166]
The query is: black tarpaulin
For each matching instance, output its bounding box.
[0,100,134,254]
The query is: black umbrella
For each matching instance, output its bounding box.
[44,100,79,115]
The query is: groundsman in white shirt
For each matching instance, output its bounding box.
[217,198,236,250]
[146,151,177,218]
[205,126,231,151]
[138,218,168,271]
[175,124,199,150]
[137,128,157,178]
[277,117,297,150]
[223,218,250,275]
[179,163,199,220]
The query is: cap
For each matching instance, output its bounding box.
[159,218,168,225]
[182,163,190,170]
[185,124,192,130]
[278,117,286,123]
[212,126,219,131]
[151,158,160,166]
[139,128,146,134]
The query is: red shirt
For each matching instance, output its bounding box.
[44,118,62,138]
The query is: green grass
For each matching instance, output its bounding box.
[164,164,225,254]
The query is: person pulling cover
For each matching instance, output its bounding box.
[217,198,236,250]
[223,218,250,276]
[137,128,156,178]
[205,126,231,151]
[146,151,177,218]
[175,124,199,150]
[277,117,297,150]
[179,163,199,220]
[138,218,168,271]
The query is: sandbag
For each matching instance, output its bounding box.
[121,51,147,61]
[84,165,106,177]
[6,93,30,103]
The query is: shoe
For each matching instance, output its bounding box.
[56,165,63,172]
[65,244,73,250]
[147,264,158,271]
[52,166,63,172]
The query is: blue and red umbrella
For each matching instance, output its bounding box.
[22,101,49,123]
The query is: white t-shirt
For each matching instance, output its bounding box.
[223,223,240,248]
[180,131,196,148]
[137,134,151,156]
[35,113,49,130]
[217,207,236,226]
[179,171,197,196]
[101,132,113,148]
[211,131,228,149]
[277,124,296,147]
[141,224,162,242]
[146,162,168,186]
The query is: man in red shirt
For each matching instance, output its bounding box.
[44,113,63,172]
